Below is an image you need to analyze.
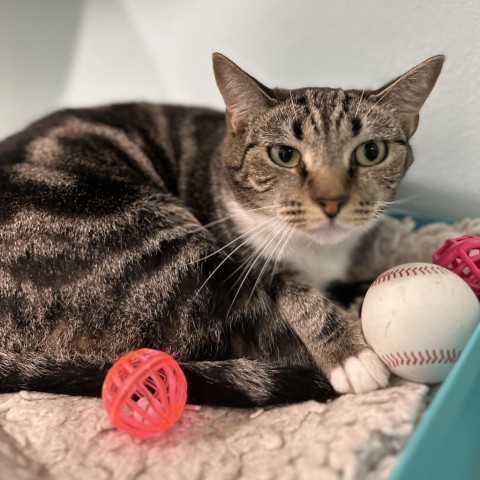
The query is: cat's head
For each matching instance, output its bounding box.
[213,53,444,247]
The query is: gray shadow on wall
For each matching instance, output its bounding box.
[0,0,86,140]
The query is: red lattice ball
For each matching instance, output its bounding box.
[433,235,480,299]
[102,349,187,438]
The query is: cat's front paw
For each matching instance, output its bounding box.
[328,349,390,394]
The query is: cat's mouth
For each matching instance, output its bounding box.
[302,219,355,245]
[305,217,353,232]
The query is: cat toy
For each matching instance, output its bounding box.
[102,349,187,438]
[433,235,480,299]
[361,237,480,384]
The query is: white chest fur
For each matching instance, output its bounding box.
[224,195,363,290]
[282,231,361,289]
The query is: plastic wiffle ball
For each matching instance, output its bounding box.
[102,349,187,438]
[433,235,480,299]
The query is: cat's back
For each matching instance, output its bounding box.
[0,103,226,190]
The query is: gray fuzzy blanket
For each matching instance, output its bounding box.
[1,217,479,480]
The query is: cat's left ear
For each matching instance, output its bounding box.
[213,53,277,134]
[372,55,445,137]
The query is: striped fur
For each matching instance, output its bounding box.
[0,54,444,405]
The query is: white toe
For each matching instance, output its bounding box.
[329,365,352,393]
[343,356,379,393]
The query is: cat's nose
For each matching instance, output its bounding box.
[316,196,348,219]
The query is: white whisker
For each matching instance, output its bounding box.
[194,217,279,293]
[186,203,280,236]
[269,225,295,286]
[185,207,279,265]
[226,220,283,316]
[391,193,423,206]
[228,220,282,289]
[246,223,290,304]
[289,90,296,112]
[371,200,396,206]
[354,90,365,117]
[364,89,390,119]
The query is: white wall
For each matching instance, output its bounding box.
[1,0,479,219]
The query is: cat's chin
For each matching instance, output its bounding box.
[302,220,357,246]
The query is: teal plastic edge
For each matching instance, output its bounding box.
[388,208,456,227]
[389,323,480,480]
[388,208,480,480]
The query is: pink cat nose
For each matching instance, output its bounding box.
[316,196,348,219]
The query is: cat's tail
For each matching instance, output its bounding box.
[180,359,338,406]
[0,351,338,406]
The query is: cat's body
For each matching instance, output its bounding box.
[0,54,445,406]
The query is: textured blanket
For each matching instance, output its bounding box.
[1,217,479,480]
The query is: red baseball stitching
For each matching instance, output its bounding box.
[380,348,461,368]
[372,265,446,286]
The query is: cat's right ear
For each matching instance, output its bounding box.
[212,53,277,134]
[371,55,445,137]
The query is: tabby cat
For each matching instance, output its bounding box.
[0,53,444,406]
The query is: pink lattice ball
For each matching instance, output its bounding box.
[102,349,187,438]
[433,235,480,299]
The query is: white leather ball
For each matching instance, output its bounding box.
[361,262,480,383]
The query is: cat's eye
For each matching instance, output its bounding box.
[354,141,387,167]
[268,145,302,168]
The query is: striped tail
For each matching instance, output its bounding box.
[0,352,337,407]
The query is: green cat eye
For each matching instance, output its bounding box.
[354,141,387,167]
[268,145,302,168]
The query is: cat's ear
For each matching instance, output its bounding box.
[372,55,445,137]
[212,53,277,133]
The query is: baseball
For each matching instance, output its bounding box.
[361,262,480,383]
